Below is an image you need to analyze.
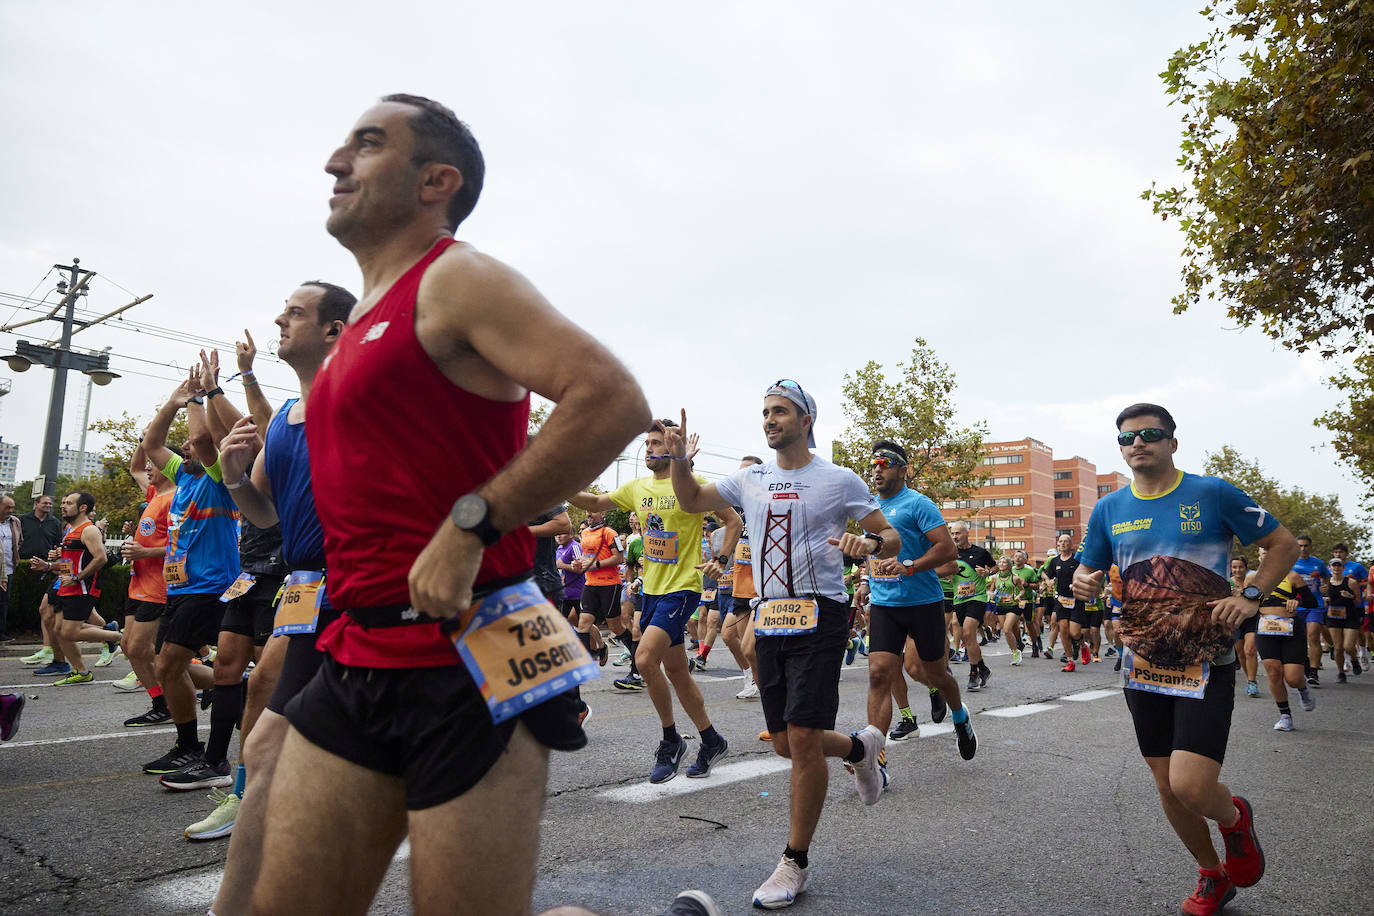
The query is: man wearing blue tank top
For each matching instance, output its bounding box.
[1072,403,1299,916]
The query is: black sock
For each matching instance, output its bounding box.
[152,694,168,714]
[784,845,809,869]
[175,718,200,750]
[577,631,593,653]
[700,725,723,747]
[844,735,864,764]
[1277,701,1291,714]
[207,682,244,766]
[663,724,679,743]
[629,641,641,677]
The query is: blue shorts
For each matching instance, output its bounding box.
[1298,607,1324,627]
[641,590,701,646]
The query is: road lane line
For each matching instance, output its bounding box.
[1061,688,1117,702]
[981,703,1060,718]
[1,724,208,749]
[598,757,792,803]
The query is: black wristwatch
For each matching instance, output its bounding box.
[864,533,885,554]
[1240,585,1263,602]
[450,493,502,547]
[714,554,729,566]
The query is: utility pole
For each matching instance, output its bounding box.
[0,258,147,498]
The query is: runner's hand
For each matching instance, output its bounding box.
[1208,594,1259,628]
[875,557,903,576]
[1071,567,1104,601]
[829,532,877,557]
[219,415,261,484]
[237,329,256,374]
[684,432,701,461]
[408,520,483,620]
[198,349,219,391]
[1285,598,1299,615]
[696,559,725,580]
[660,410,688,459]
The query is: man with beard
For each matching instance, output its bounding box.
[1073,403,1298,916]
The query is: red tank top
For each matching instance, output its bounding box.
[57,521,101,598]
[307,237,534,668]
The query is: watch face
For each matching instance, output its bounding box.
[454,494,487,528]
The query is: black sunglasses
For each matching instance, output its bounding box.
[1117,428,1168,446]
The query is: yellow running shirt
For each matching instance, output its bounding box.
[609,474,707,596]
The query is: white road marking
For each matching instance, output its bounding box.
[0,682,54,690]
[981,703,1061,718]
[1062,688,1117,702]
[598,757,792,803]
[0,724,208,750]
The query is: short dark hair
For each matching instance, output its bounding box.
[301,281,357,325]
[1333,542,1348,552]
[1297,534,1312,544]
[650,418,678,434]
[1232,554,1250,568]
[1115,403,1176,438]
[380,94,484,230]
[71,491,95,516]
[872,439,908,463]
[741,455,763,465]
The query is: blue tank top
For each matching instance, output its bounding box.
[264,399,326,571]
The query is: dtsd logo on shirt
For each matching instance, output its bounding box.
[1179,503,1202,533]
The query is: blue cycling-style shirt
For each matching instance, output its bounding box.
[868,486,947,607]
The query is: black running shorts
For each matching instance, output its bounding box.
[955,601,987,626]
[219,574,284,647]
[56,593,96,622]
[266,607,343,715]
[285,652,586,810]
[160,592,227,652]
[756,596,849,734]
[730,596,753,617]
[125,597,165,624]
[1236,614,1259,637]
[1123,659,1234,764]
[1071,605,1103,628]
[1255,630,1306,666]
[579,584,620,624]
[869,602,946,661]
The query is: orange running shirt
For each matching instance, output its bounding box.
[581,525,622,587]
[129,488,174,603]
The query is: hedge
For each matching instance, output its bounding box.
[6,557,133,635]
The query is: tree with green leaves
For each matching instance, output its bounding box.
[1144,0,1374,356]
[832,338,987,505]
[1203,444,1367,562]
[1318,350,1374,514]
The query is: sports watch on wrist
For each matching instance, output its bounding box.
[1240,584,1263,602]
[449,493,502,547]
[864,533,885,554]
[714,554,729,566]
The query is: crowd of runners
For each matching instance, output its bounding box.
[0,94,1370,916]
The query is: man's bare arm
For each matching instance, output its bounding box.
[143,377,197,472]
[129,438,151,492]
[529,511,571,539]
[567,492,620,513]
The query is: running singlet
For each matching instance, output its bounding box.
[557,541,584,601]
[1081,470,1279,666]
[868,487,944,607]
[128,488,174,603]
[955,544,994,604]
[715,456,878,604]
[56,521,100,597]
[162,454,240,596]
[609,475,708,596]
[307,238,533,668]
[1291,556,1328,608]
[580,525,621,587]
[264,400,326,571]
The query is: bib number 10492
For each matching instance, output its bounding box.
[450,580,599,724]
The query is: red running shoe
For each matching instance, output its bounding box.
[1219,795,1265,887]
[1081,644,1092,665]
[1181,866,1235,915]
[1061,660,1076,672]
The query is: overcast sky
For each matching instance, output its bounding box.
[1,2,1364,527]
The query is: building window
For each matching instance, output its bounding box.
[1053,471,1073,480]
[1054,490,1073,499]
[991,518,1026,529]
[985,476,1025,487]
[981,455,1024,466]
[1057,528,1074,537]
[1055,509,1074,518]
[1097,485,1112,496]
[996,540,1027,550]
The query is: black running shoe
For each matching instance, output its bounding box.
[143,743,206,775]
[597,644,608,667]
[124,707,172,728]
[1114,656,1122,672]
[978,665,990,689]
[953,716,977,760]
[159,757,232,791]
[929,689,947,724]
[888,717,919,741]
[1353,658,1363,676]
[199,689,212,711]
[967,671,980,692]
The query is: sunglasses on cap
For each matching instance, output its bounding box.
[1117,427,1168,446]
[772,379,812,415]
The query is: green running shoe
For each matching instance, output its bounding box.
[95,643,119,667]
[112,670,142,692]
[21,647,54,665]
[185,788,240,841]
[54,670,95,686]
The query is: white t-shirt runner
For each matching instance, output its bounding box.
[715,456,878,604]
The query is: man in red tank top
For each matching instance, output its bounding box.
[49,491,113,685]
[253,95,652,916]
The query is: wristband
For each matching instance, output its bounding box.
[243,376,260,387]
[225,475,250,490]
[207,386,224,400]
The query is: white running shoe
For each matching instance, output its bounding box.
[1298,687,1316,712]
[753,856,808,909]
[112,670,142,692]
[842,725,887,806]
[735,680,760,700]
[1273,713,1294,731]
[1010,649,1022,666]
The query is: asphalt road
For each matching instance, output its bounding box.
[2,640,1370,916]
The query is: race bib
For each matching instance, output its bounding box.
[644,531,678,564]
[219,572,256,603]
[1258,614,1294,636]
[1124,649,1209,699]
[272,570,324,636]
[50,559,74,577]
[955,582,977,598]
[1326,605,1347,620]
[754,598,819,636]
[449,579,598,723]
[1058,595,1076,609]
[163,559,188,586]
[867,558,901,583]
[734,542,752,566]
[701,588,717,603]
[718,569,734,589]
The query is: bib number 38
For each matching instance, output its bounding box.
[450,580,599,724]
